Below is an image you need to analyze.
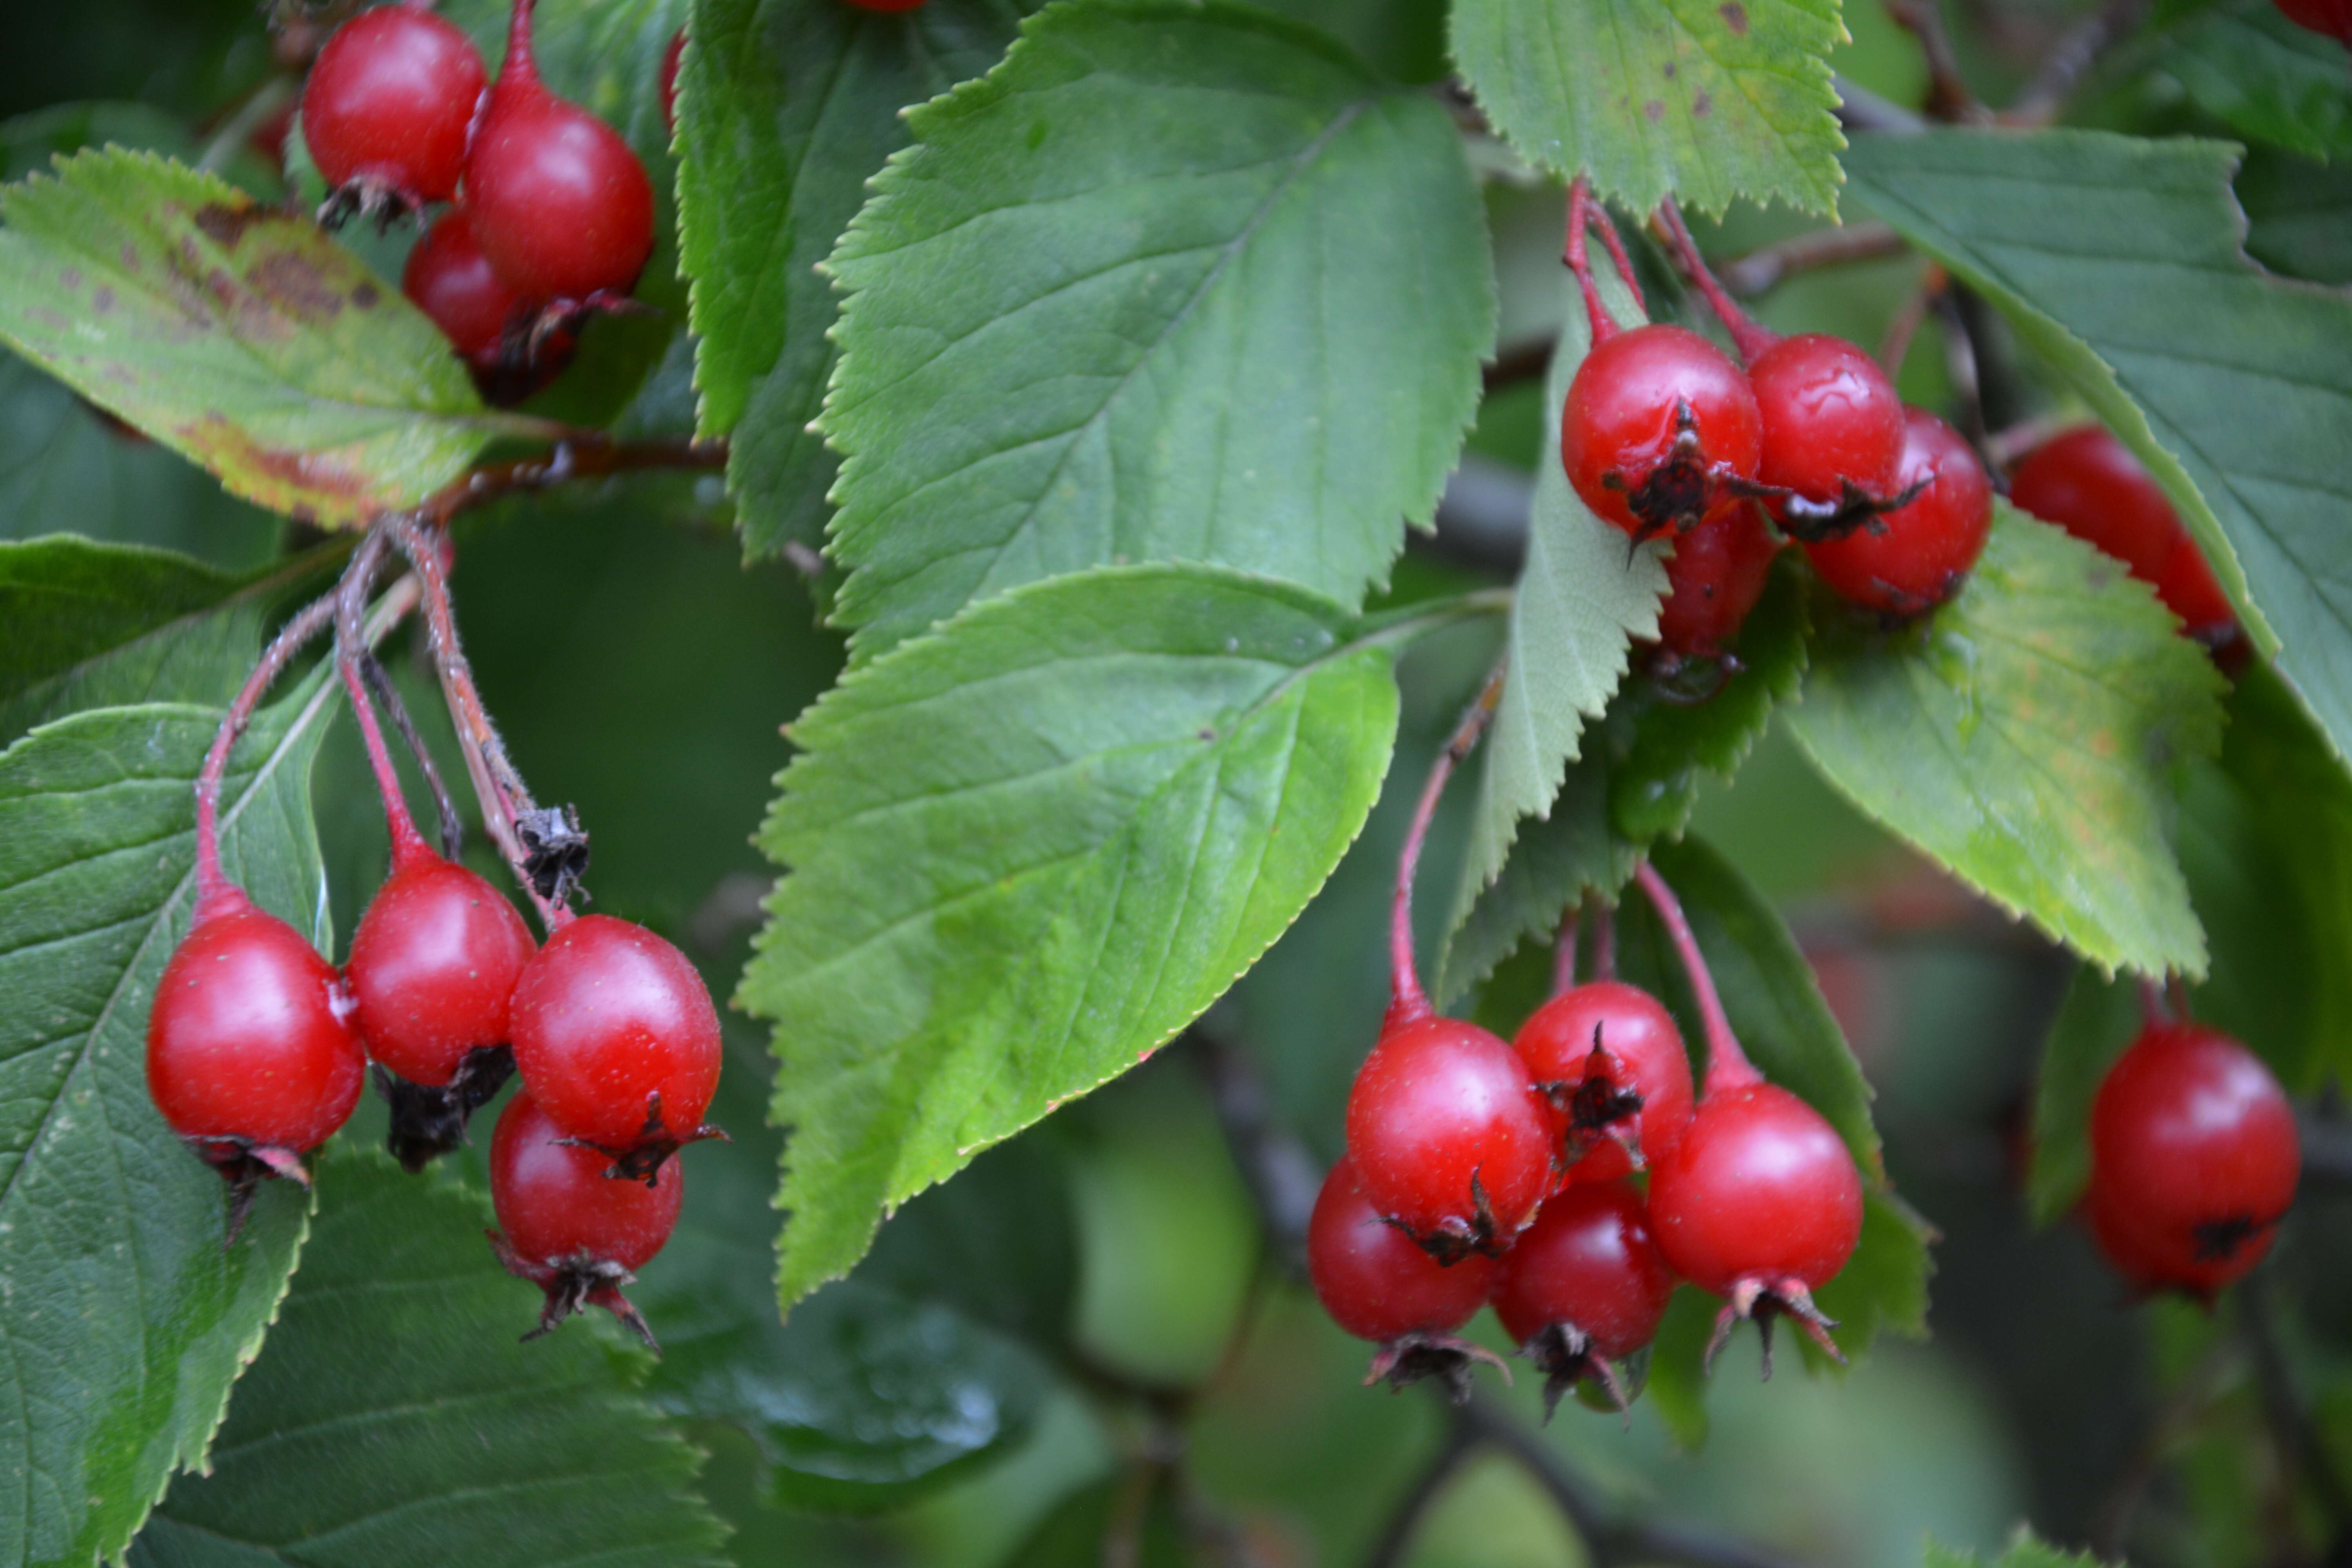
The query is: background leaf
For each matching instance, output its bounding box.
[2157,0,2352,163]
[1926,1526,2111,1568]
[1842,129,2352,764]
[0,678,340,1567]
[2024,964,2140,1227]
[0,149,507,526]
[1449,0,1847,215]
[125,1147,728,1568]
[1441,267,1667,991]
[820,0,1494,659]
[677,0,1030,560]
[1785,506,2223,979]
[740,564,1431,1306]
[2236,149,2352,283]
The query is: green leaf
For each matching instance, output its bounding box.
[127,1147,728,1568]
[2159,0,2352,163]
[1785,506,2224,979]
[1842,129,2352,763]
[1441,554,1806,1002]
[2238,149,2352,283]
[0,149,511,528]
[821,0,1495,659]
[0,681,343,1567]
[741,564,1434,1306]
[1441,269,1667,992]
[677,0,1030,560]
[639,1057,1069,1510]
[0,537,339,746]
[2024,963,2139,1227]
[1449,0,1847,215]
[1926,1526,2112,1568]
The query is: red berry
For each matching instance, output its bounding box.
[509,913,722,1176]
[2009,425,2239,647]
[1562,323,1762,543]
[1512,980,1693,1183]
[1490,1180,1675,1415]
[489,1090,682,1347]
[347,846,536,1088]
[1308,1157,1495,1343]
[402,209,534,368]
[1648,1082,1861,1371]
[1651,500,1778,664]
[465,0,656,302]
[2085,1022,2299,1299]
[301,2,487,215]
[1747,333,1906,520]
[1343,1014,1554,1259]
[148,894,366,1185]
[2275,0,2352,42]
[1801,407,1991,615]
[659,29,685,136]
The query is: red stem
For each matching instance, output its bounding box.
[192,593,340,918]
[1564,177,1619,346]
[2140,977,2173,1027]
[1590,895,1615,982]
[1388,668,1507,1027]
[334,537,428,867]
[1589,209,1648,319]
[502,0,539,87]
[1653,200,1777,364]
[1633,861,1757,1093]
[1551,907,1581,997]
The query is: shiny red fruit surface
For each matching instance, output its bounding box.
[300,3,486,205]
[402,210,535,365]
[1563,324,1762,540]
[147,900,365,1152]
[2086,1022,2299,1297]
[2275,0,2352,42]
[1343,1014,1553,1250]
[491,1091,682,1272]
[2009,424,2237,645]
[1802,407,1991,615]
[509,914,722,1152]
[1648,1082,1863,1295]
[1512,980,1694,1182]
[347,849,536,1087]
[1307,1157,1494,1342]
[1748,333,1906,513]
[1652,501,1779,662]
[1490,1180,1675,1357]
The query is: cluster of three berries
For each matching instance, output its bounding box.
[301,0,656,395]
[1312,977,1864,1408]
[1565,319,1996,660]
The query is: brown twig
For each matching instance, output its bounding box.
[1484,338,1556,393]
[1884,0,1990,121]
[1833,74,1928,134]
[1364,1410,1479,1568]
[2004,0,2152,126]
[1719,223,1906,298]
[2239,1270,2352,1555]
[419,436,728,528]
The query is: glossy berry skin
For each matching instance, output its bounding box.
[1802,407,1991,615]
[2275,0,2352,42]
[1563,324,1762,541]
[1747,333,1906,515]
[510,914,722,1157]
[1490,1181,1675,1357]
[1653,501,1778,662]
[1343,1014,1554,1255]
[148,899,366,1154]
[465,0,656,301]
[1307,1157,1494,1342]
[2086,1022,2299,1298]
[2009,425,2237,645]
[1648,1083,1862,1295]
[402,210,534,366]
[1512,981,1693,1183]
[490,1091,683,1273]
[300,4,487,207]
[347,849,536,1088]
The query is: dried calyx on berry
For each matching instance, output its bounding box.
[401,210,579,407]
[1514,966,1694,1184]
[300,1,488,229]
[1630,864,1863,1375]
[1801,406,1992,619]
[488,1092,682,1349]
[1308,1158,1507,1402]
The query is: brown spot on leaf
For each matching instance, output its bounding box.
[119,243,141,274]
[174,412,376,521]
[1693,90,1714,118]
[1644,100,1665,122]
[60,267,82,290]
[93,286,115,314]
[1663,62,1677,78]
[250,252,344,322]
[194,201,267,250]
[24,306,68,333]
[352,281,380,309]
[1719,2,1748,32]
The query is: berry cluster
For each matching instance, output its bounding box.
[1557,187,1994,673]
[1308,692,1864,1413]
[145,530,720,1348]
[300,0,655,402]
[2084,1007,2299,1299]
